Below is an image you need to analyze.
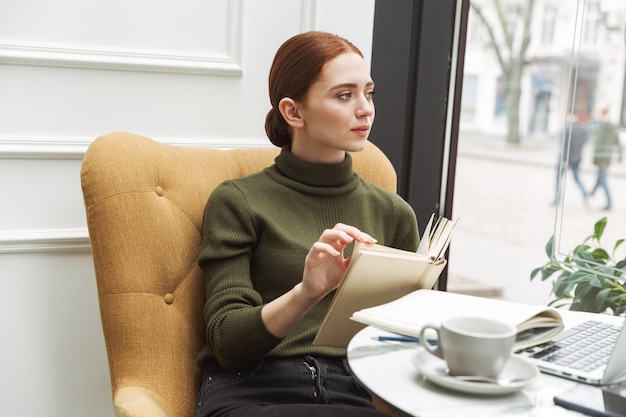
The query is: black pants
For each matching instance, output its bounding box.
[196,356,396,417]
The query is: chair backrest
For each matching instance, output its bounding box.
[81,131,398,417]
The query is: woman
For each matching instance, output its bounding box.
[196,31,420,417]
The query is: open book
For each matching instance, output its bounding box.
[350,289,564,350]
[313,214,458,347]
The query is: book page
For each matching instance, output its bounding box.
[351,289,563,349]
[417,214,459,260]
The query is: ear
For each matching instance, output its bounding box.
[278,97,304,128]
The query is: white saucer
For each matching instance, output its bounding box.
[411,350,539,395]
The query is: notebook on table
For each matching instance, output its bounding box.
[515,318,626,386]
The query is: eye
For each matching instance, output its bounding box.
[338,92,352,100]
[366,90,375,100]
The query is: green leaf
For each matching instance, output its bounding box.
[545,235,555,257]
[594,217,607,240]
[576,288,602,313]
[591,248,610,263]
[572,243,592,255]
[530,267,540,281]
[589,276,605,288]
[573,251,594,266]
[567,271,591,285]
[605,293,626,314]
[531,262,565,282]
[553,280,573,298]
[570,303,584,311]
[574,284,594,300]
[595,288,612,310]
[541,265,563,281]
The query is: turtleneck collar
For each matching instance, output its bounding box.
[266,146,360,191]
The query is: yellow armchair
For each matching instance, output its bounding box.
[81,132,398,417]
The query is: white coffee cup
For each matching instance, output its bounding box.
[419,316,516,378]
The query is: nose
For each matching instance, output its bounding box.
[356,95,375,118]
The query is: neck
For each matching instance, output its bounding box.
[291,142,346,164]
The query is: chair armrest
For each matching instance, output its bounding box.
[113,386,172,417]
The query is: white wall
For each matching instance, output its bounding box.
[0,1,375,416]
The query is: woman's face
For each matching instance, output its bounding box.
[290,52,375,163]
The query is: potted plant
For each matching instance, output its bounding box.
[531,217,626,316]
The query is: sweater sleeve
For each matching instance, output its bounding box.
[198,181,282,370]
[391,195,421,252]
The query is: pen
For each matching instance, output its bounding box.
[373,335,438,345]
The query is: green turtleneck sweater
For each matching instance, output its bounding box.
[197,147,419,371]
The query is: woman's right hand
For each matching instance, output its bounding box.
[260,223,376,338]
[300,223,377,300]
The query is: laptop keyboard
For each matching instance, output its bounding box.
[517,320,621,373]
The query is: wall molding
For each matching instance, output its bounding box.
[0,0,243,75]
[0,228,91,253]
[0,136,91,159]
[0,135,272,159]
[301,0,318,30]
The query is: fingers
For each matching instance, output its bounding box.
[301,224,377,299]
[309,240,342,257]
[319,223,377,247]
[308,224,376,260]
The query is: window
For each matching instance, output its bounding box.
[449,0,626,304]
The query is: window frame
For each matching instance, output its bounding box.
[369,0,470,290]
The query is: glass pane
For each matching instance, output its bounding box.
[449,0,626,306]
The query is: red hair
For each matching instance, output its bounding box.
[264,31,363,147]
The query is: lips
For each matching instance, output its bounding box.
[352,125,370,134]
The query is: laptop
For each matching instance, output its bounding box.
[515,318,626,386]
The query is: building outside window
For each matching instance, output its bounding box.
[540,4,557,44]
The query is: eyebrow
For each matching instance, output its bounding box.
[329,81,375,91]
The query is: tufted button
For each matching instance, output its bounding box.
[155,186,164,196]
[164,293,174,304]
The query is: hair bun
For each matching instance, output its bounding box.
[265,108,290,147]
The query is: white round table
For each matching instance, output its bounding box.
[347,325,586,417]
